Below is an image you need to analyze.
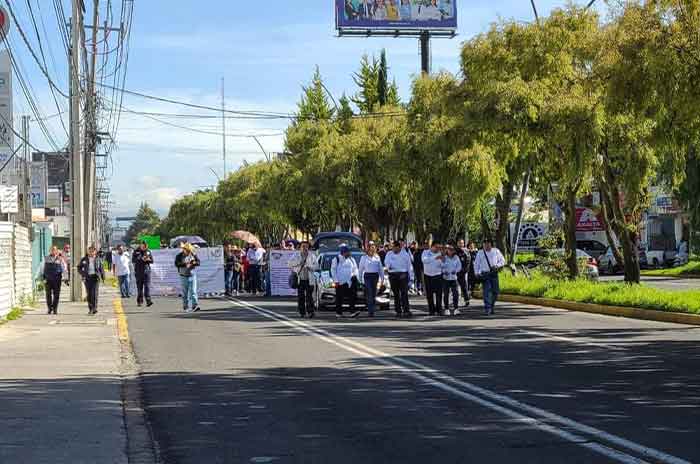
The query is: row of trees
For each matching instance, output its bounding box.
[159,1,700,283]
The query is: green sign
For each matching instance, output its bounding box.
[138,235,161,250]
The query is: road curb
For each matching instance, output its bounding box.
[493,293,700,326]
[113,297,161,464]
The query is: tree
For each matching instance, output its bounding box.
[125,203,161,244]
[295,66,334,122]
[352,50,400,113]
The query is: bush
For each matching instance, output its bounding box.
[500,272,700,315]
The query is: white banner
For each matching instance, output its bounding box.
[0,185,18,213]
[269,249,297,297]
[149,246,225,296]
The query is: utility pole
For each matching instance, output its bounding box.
[70,0,85,301]
[84,0,99,248]
[221,77,226,179]
[420,31,431,75]
[21,115,30,227]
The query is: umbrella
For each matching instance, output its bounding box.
[230,230,262,247]
[170,235,208,249]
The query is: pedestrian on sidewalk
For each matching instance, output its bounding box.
[331,245,360,318]
[246,242,265,296]
[77,246,106,315]
[474,238,506,315]
[132,241,154,308]
[422,241,445,316]
[42,246,64,315]
[456,239,471,307]
[385,240,413,318]
[442,245,462,316]
[112,245,131,298]
[224,244,242,296]
[359,242,384,317]
[288,240,318,318]
[175,243,201,313]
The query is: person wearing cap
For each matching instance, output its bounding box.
[224,244,242,297]
[422,240,445,316]
[474,238,506,315]
[288,241,318,318]
[132,240,154,307]
[385,240,414,318]
[442,245,462,316]
[175,243,201,313]
[331,245,360,318]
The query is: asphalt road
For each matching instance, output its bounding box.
[599,275,700,291]
[123,295,700,464]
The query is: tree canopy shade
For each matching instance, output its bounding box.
[156,1,698,282]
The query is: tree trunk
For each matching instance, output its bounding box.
[620,228,641,283]
[509,169,530,265]
[599,185,624,267]
[495,180,515,256]
[562,188,579,279]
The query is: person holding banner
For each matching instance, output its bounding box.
[175,243,201,313]
[288,241,318,318]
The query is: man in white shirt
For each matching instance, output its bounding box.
[422,241,444,316]
[331,245,360,318]
[474,238,506,315]
[112,245,132,298]
[385,240,414,317]
[246,243,266,296]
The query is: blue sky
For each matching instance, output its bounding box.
[7,0,601,218]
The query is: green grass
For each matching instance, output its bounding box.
[514,252,537,265]
[642,259,700,277]
[500,272,700,315]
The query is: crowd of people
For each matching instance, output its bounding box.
[41,234,506,319]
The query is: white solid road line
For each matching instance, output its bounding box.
[232,299,691,464]
[518,329,627,351]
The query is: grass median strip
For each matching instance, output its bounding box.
[642,259,700,278]
[500,272,700,315]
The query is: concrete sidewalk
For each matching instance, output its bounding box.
[0,286,128,464]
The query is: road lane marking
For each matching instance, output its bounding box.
[113,298,129,344]
[231,299,691,464]
[517,329,627,351]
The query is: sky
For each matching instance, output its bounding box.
[6,0,605,219]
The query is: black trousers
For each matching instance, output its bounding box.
[389,272,410,315]
[457,272,469,302]
[298,280,315,316]
[85,275,100,312]
[336,280,357,315]
[424,274,443,315]
[249,265,261,294]
[136,272,152,305]
[45,278,61,313]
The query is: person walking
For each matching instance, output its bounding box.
[412,241,425,296]
[331,245,360,318]
[456,239,471,307]
[246,242,265,296]
[224,244,242,296]
[175,243,201,313]
[359,243,385,317]
[385,240,413,318]
[422,241,445,316]
[467,240,478,296]
[42,246,65,315]
[77,246,106,315]
[112,245,131,298]
[132,241,154,308]
[442,245,462,316]
[288,241,318,318]
[474,238,506,315]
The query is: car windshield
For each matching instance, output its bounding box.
[315,236,363,252]
[320,252,364,271]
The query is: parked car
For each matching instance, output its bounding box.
[576,240,608,260]
[646,248,677,268]
[598,247,623,275]
[310,232,391,312]
[673,241,689,267]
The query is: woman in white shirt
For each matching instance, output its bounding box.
[359,243,384,317]
[441,245,462,316]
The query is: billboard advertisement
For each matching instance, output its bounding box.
[336,0,457,30]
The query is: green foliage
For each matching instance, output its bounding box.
[501,272,700,314]
[124,203,160,244]
[352,51,400,113]
[642,259,700,277]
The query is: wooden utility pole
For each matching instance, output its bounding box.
[70,0,85,301]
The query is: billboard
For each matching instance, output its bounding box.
[336,0,457,30]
